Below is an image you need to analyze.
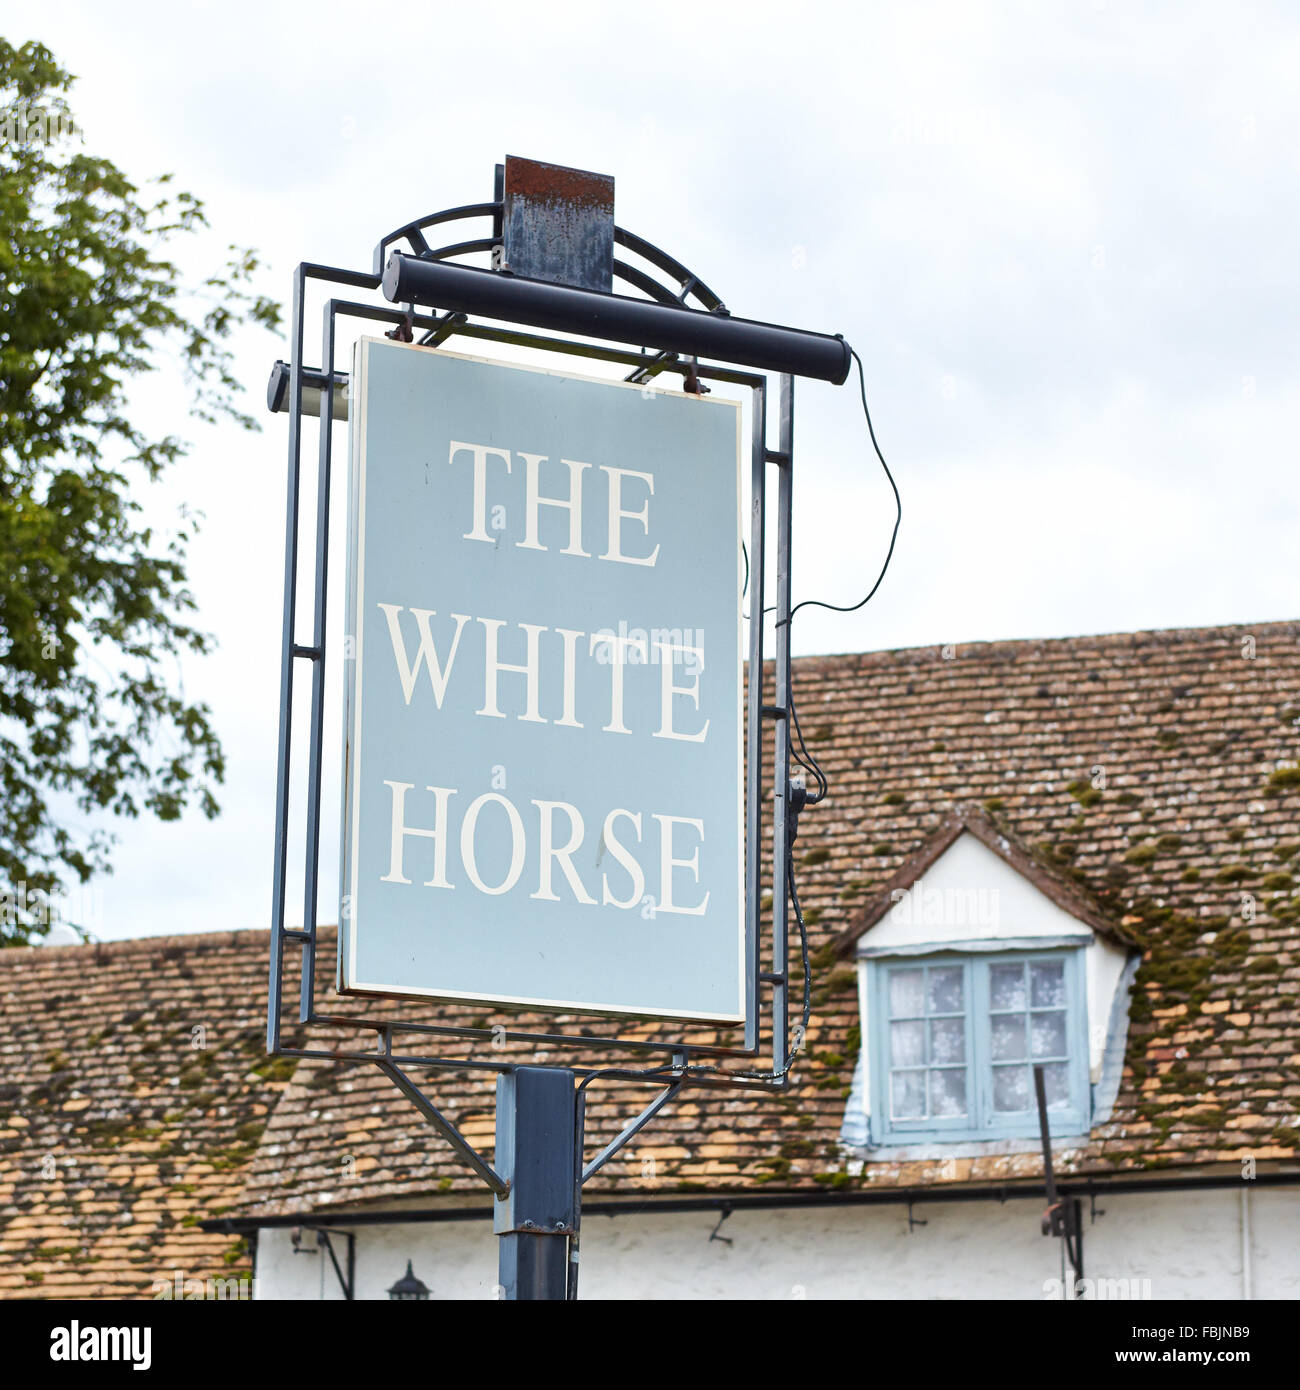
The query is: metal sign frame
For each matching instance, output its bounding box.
[267,198,802,1092]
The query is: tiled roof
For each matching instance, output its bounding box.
[4,618,1300,1281]
[236,617,1300,1217]
[0,930,286,1298]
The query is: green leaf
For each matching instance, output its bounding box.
[0,40,282,943]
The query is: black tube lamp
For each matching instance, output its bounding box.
[380,251,851,385]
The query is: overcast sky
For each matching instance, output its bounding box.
[22,2,1300,941]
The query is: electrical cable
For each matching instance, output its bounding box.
[789,696,828,805]
[667,845,813,1086]
[784,345,901,625]
[673,340,899,1085]
[783,343,898,809]
[783,847,813,1063]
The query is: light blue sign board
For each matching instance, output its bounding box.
[340,339,744,1022]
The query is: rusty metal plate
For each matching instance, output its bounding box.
[502,155,614,294]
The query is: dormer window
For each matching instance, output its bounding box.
[836,805,1140,1155]
[870,948,1090,1144]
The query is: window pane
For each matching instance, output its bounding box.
[992,1064,1030,1112]
[990,1013,1026,1061]
[1030,960,1066,1008]
[990,963,1026,1010]
[889,969,925,1017]
[1042,1061,1071,1108]
[930,1068,967,1117]
[928,966,963,1014]
[891,1069,926,1119]
[890,1019,925,1068]
[1030,1010,1067,1060]
[930,1017,965,1065]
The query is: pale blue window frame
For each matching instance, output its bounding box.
[867,948,1090,1144]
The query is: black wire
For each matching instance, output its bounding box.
[782,345,900,625]
[748,346,898,631]
[574,855,812,1087]
[682,340,897,1084]
[782,342,898,805]
[789,696,828,804]
[675,847,812,1085]
[784,848,813,1060]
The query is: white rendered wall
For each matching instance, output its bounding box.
[255,1186,1298,1300]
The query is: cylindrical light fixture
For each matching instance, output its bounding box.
[266,360,350,420]
[380,252,851,385]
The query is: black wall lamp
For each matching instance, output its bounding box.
[387,1259,431,1300]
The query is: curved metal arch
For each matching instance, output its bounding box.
[611,258,690,308]
[372,202,500,275]
[613,225,726,313]
[373,202,727,315]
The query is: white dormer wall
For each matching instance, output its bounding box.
[853,831,1131,1130]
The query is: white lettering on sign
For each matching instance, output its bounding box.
[373,446,714,914]
[450,442,660,566]
[599,465,660,566]
[377,605,469,706]
[381,783,708,916]
[379,608,706,739]
[449,440,512,543]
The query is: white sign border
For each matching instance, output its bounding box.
[339,338,747,1025]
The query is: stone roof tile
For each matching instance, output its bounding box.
[4,618,1300,1283]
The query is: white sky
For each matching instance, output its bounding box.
[20,1,1300,940]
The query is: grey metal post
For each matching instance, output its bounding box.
[771,375,794,1073]
[494,1067,577,1300]
[267,264,306,1055]
[744,381,767,1052]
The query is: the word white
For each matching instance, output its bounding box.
[378,605,708,742]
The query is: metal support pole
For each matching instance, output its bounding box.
[1035,1063,1084,1293]
[297,300,339,1022]
[1070,1197,1084,1286]
[267,264,306,1054]
[494,1067,576,1300]
[744,382,767,1052]
[771,375,795,1073]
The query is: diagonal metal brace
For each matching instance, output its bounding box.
[315,1229,355,1300]
[376,1058,509,1197]
[581,1077,685,1184]
[624,349,679,386]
